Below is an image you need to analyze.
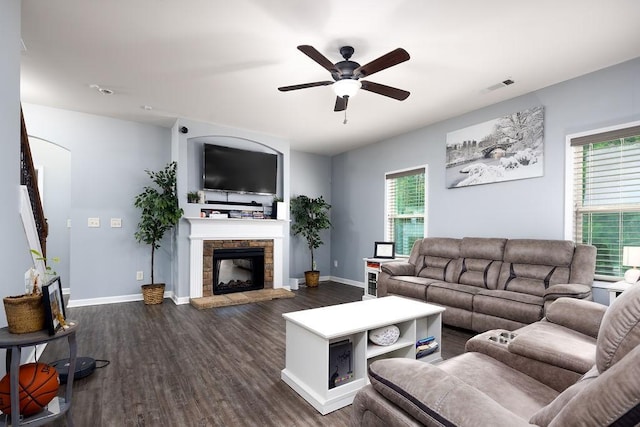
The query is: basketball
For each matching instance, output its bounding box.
[0,363,59,416]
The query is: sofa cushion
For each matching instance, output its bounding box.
[368,358,539,426]
[503,239,575,266]
[426,282,483,311]
[596,283,640,373]
[545,297,606,338]
[507,321,596,373]
[497,240,574,297]
[413,237,460,280]
[474,290,544,324]
[459,237,507,260]
[437,352,558,419]
[416,256,456,281]
[529,365,599,426]
[351,385,424,427]
[498,263,571,297]
[386,276,431,300]
[551,344,640,426]
[451,238,506,289]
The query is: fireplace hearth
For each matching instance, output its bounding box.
[212,247,265,295]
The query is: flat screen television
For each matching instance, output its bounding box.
[203,143,277,195]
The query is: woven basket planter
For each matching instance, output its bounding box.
[3,293,45,334]
[304,271,320,288]
[141,284,165,305]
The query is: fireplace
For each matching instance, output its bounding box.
[213,247,264,294]
[202,239,274,297]
[187,218,286,300]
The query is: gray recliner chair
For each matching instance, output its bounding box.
[351,283,640,426]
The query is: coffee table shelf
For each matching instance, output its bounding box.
[281,296,444,414]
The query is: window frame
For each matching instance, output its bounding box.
[384,165,428,258]
[564,120,640,281]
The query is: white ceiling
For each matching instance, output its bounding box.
[20,0,640,156]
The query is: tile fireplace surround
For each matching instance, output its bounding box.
[187,218,286,299]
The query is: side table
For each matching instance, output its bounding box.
[362,258,397,300]
[0,321,78,426]
[593,281,633,305]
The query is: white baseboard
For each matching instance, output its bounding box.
[330,276,364,288]
[68,290,175,308]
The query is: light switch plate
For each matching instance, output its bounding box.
[88,217,100,227]
[110,218,122,228]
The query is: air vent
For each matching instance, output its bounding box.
[482,78,515,93]
[89,84,114,95]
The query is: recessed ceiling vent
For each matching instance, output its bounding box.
[483,78,515,93]
[89,84,114,95]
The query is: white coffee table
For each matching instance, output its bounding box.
[281,296,445,414]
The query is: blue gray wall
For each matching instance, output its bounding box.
[0,0,31,326]
[289,150,332,280]
[330,57,640,284]
[30,138,71,287]
[22,104,172,302]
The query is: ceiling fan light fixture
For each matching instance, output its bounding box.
[333,79,361,98]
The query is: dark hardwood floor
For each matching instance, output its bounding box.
[43,282,473,426]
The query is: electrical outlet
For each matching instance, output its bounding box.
[88,217,100,227]
[136,271,143,281]
[110,218,122,228]
[334,260,338,268]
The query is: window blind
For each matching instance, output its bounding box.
[571,127,640,278]
[385,167,426,256]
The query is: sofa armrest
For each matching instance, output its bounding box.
[544,297,607,338]
[380,261,415,276]
[365,359,531,427]
[543,283,591,302]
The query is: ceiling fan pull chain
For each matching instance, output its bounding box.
[343,109,348,125]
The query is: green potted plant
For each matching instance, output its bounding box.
[290,195,331,287]
[271,196,284,219]
[134,161,183,304]
[187,191,200,204]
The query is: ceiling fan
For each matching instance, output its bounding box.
[278,45,410,112]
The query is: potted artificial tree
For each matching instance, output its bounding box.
[134,161,183,304]
[290,195,331,287]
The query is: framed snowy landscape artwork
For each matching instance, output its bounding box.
[445,106,544,188]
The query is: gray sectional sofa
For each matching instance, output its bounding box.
[377,237,596,332]
[351,285,640,426]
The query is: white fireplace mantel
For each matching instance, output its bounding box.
[186,218,287,299]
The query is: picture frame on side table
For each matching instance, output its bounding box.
[43,276,66,335]
[374,241,395,259]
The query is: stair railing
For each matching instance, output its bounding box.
[19,107,48,258]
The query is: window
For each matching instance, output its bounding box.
[569,124,640,279]
[385,166,427,256]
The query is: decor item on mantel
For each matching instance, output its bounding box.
[134,161,183,304]
[271,196,284,219]
[186,191,199,204]
[290,195,331,287]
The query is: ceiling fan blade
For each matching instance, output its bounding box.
[297,45,338,73]
[360,80,410,101]
[278,81,334,92]
[334,96,348,112]
[354,48,410,78]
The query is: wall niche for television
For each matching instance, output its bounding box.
[187,136,282,206]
